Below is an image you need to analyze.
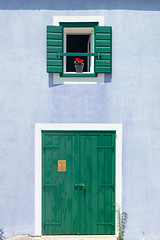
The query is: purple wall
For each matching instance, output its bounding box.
[0,1,160,239]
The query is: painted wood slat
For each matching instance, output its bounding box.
[72,135,79,234]
[95,60,111,66]
[42,135,59,234]
[85,136,92,234]
[44,137,53,234]
[100,53,111,60]
[47,46,62,53]
[58,136,66,234]
[79,136,85,234]
[104,135,113,234]
[96,40,111,47]
[96,47,111,53]
[95,67,111,73]
[65,136,72,234]
[79,136,93,234]
[95,26,112,33]
[51,136,59,234]
[95,34,111,40]
[47,66,62,73]
[97,135,105,234]
[47,26,63,32]
[91,136,98,234]
[47,53,58,59]
[47,60,62,66]
[47,33,63,40]
[47,40,63,46]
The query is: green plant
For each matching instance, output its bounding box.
[74,58,84,65]
[115,204,128,240]
[0,229,4,239]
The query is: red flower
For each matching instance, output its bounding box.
[79,59,84,62]
[75,58,79,61]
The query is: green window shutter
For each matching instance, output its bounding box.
[47,26,63,73]
[95,26,112,74]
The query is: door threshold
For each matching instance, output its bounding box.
[41,236,116,240]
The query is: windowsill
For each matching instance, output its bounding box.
[60,73,97,77]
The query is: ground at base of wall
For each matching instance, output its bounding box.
[5,235,41,240]
[5,235,116,240]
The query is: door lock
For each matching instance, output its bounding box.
[75,184,86,190]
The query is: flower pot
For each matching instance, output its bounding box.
[75,64,84,73]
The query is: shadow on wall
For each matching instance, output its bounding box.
[49,74,62,87]
[0,0,160,11]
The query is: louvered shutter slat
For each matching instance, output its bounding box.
[47,26,63,73]
[95,26,112,74]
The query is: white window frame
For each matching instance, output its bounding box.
[63,27,94,74]
[35,123,122,239]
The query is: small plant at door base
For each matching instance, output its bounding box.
[115,204,128,240]
[74,58,84,65]
[0,229,5,239]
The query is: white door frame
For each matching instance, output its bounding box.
[35,123,122,237]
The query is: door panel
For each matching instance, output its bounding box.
[71,135,79,234]
[96,135,115,234]
[42,131,115,235]
[42,134,79,234]
[79,135,93,234]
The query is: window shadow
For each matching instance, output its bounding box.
[104,74,112,83]
[49,73,62,87]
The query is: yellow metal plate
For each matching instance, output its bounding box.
[58,160,66,172]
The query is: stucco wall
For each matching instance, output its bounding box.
[0,1,160,239]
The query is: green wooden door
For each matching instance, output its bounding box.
[42,131,115,235]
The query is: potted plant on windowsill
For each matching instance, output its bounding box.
[74,58,84,73]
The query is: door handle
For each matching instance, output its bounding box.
[79,184,86,190]
[75,184,86,190]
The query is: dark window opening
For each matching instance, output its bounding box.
[66,35,90,72]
